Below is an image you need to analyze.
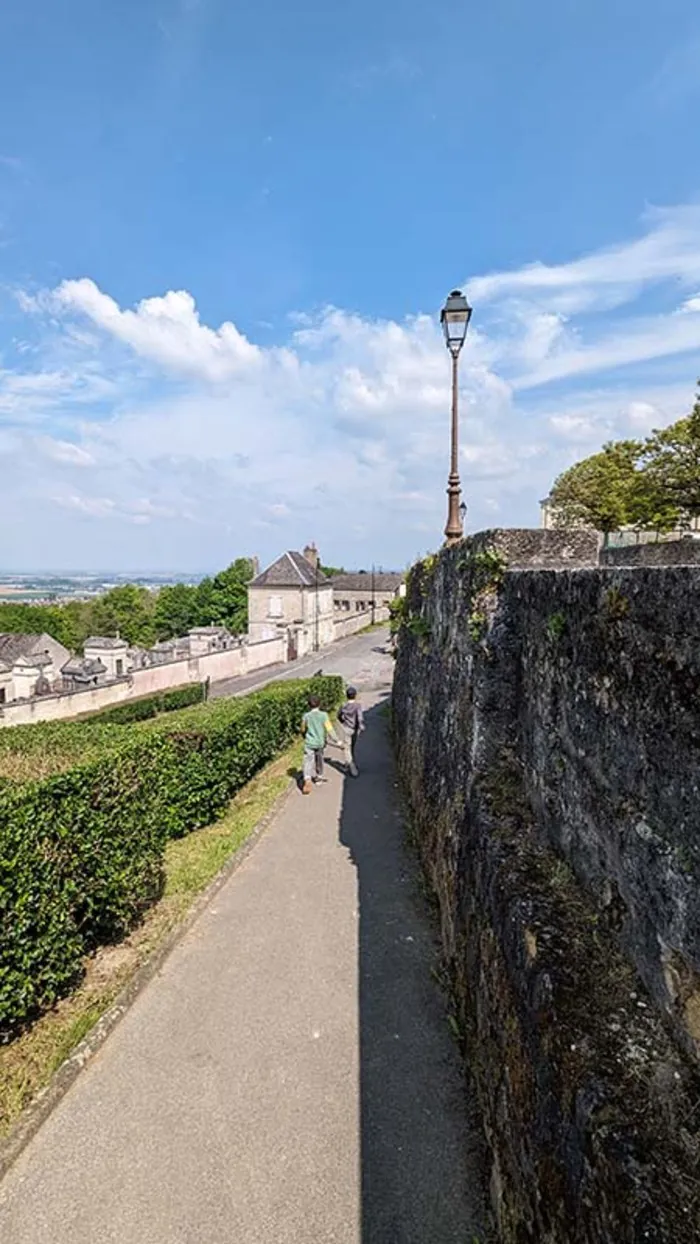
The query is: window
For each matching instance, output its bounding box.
[269,595,283,617]
[0,687,5,704]
[116,659,123,676]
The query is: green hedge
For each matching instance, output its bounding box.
[87,682,207,725]
[0,675,343,1037]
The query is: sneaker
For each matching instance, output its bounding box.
[302,779,313,794]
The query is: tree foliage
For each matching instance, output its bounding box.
[0,557,257,654]
[548,388,700,538]
[90,584,157,647]
[549,441,643,537]
[639,392,700,520]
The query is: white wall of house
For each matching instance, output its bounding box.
[0,666,13,704]
[247,586,303,644]
[10,660,47,701]
[84,641,130,680]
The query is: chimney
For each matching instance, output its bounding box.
[304,543,319,570]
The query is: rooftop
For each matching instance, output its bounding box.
[84,636,129,650]
[0,633,55,666]
[250,551,326,589]
[330,572,404,593]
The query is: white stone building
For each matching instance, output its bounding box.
[83,636,130,680]
[247,546,334,659]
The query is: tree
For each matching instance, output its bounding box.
[640,389,700,520]
[626,471,680,539]
[319,563,345,578]
[549,440,643,540]
[90,585,157,647]
[194,559,255,634]
[153,583,200,640]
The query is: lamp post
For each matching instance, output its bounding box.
[440,289,472,544]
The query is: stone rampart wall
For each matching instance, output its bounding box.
[600,537,700,566]
[392,530,700,1242]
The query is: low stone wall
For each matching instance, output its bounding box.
[332,606,388,641]
[601,537,700,566]
[392,531,700,1242]
[0,637,286,727]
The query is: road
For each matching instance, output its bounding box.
[0,632,487,1243]
[209,627,395,700]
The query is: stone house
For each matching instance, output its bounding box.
[0,632,71,703]
[329,571,404,616]
[83,636,130,680]
[247,546,334,658]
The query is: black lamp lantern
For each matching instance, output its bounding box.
[440,289,472,358]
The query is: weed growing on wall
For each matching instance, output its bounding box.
[546,612,567,642]
[460,548,507,646]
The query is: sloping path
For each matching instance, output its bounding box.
[208,627,392,699]
[0,636,487,1243]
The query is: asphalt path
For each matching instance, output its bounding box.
[0,634,487,1243]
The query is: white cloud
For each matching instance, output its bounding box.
[3,203,700,569]
[54,493,117,518]
[470,204,700,314]
[48,279,262,381]
[38,437,95,466]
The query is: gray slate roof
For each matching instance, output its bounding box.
[0,633,52,665]
[250,551,325,589]
[84,636,129,649]
[329,572,404,593]
[62,656,107,677]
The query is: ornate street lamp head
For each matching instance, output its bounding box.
[440,288,472,358]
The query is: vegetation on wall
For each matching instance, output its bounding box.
[0,674,343,1037]
[548,386,700,538]
[0,558,256,652]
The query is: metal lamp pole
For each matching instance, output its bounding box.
[440,289,473,545]
[314,562,319,653]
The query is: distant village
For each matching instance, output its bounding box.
[0,545,404,723]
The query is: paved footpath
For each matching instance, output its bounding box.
[0,634,487,1244]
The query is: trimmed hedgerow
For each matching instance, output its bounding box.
[87,682,206,725]
[0,675,343,1037]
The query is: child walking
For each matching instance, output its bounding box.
[337,685,364,777]
[301,694,338,794]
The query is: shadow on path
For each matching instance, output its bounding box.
[338,698,488,1243]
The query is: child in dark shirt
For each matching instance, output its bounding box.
[337,685,364,777]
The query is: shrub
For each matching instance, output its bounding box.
[0,675,343,1037]
[87,682,206,725]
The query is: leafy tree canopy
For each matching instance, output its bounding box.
[549,440,643,536]
[548,386,700,538]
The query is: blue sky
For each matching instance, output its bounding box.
[1,0,700,571]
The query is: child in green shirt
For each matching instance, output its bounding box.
[301,694,337,793]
